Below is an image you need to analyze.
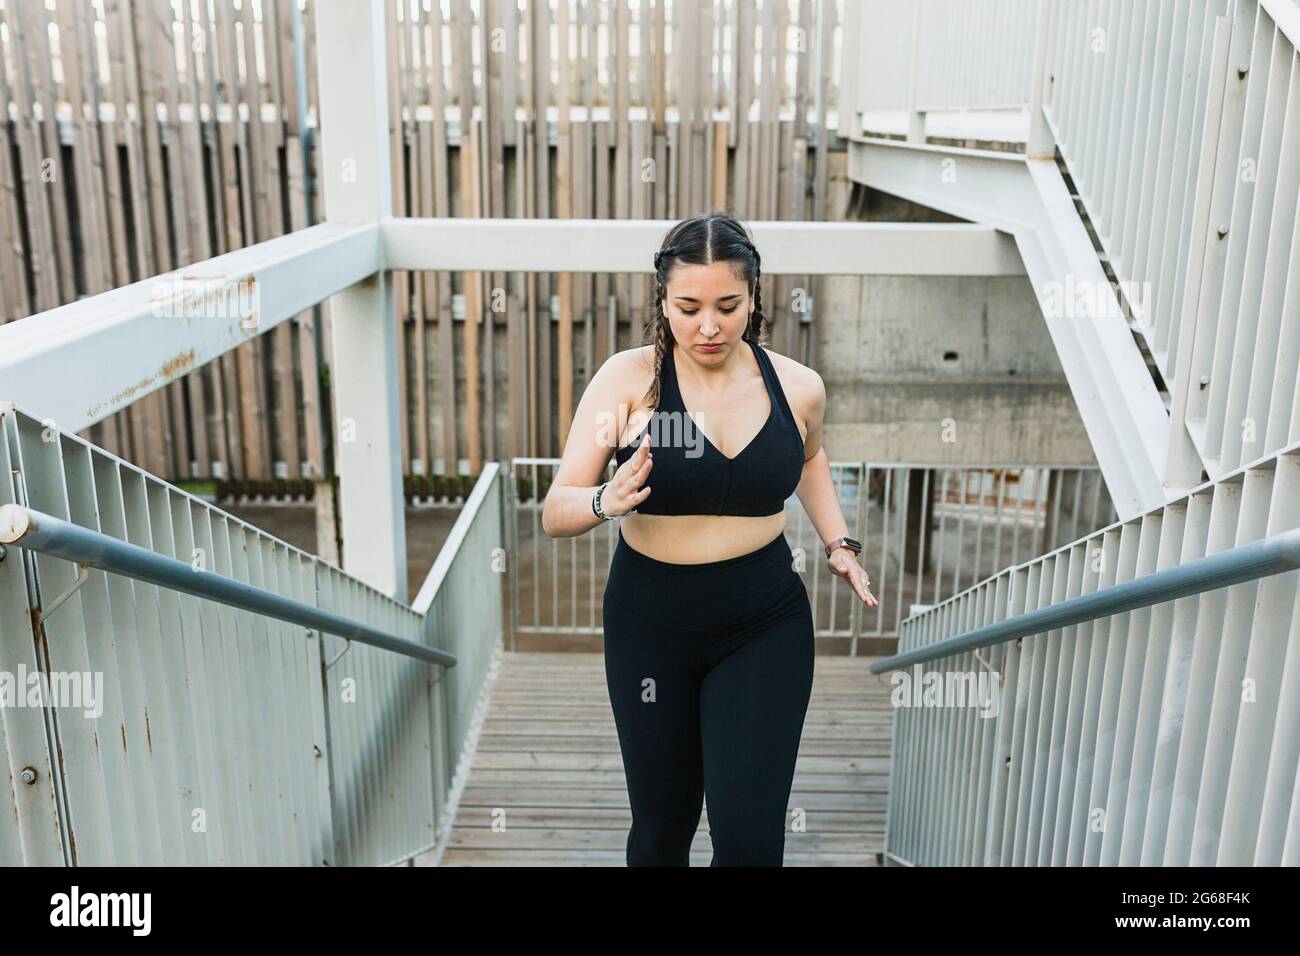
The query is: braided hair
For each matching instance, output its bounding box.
[638,211,766,412]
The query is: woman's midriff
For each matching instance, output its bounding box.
[616,511,788,564]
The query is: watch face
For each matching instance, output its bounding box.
[828,537,861,557]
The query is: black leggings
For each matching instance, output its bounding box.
[601,527,815,866]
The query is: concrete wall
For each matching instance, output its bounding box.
[813,156,1097,467]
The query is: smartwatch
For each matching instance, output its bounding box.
[825,536,862,559]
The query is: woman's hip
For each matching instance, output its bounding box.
[603,527,808,633]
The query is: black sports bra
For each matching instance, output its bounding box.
[612,338,806,516]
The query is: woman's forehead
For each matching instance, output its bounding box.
[666,260,748,295]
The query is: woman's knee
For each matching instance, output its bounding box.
[627,819,699,866]
[707,823,786,866]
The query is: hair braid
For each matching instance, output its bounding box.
[647,301,670,411]
[747,243,764,342]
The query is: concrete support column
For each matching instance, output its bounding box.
[314,0,407,600]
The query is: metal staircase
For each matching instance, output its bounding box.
[842,0,1300,866]
[841,0,1300,518]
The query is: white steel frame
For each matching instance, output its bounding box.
[0,0,1034,601]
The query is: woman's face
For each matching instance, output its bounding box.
[663,260,755,362]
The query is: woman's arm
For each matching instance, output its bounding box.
[541,353,654,538]
[793,369,878,607]
[793,370,849,545]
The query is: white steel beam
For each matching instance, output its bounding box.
[0,223,379,433]
[382,217,1026,276]
[847,137,1171,520]
[315,0,406,600]
[1260,0,1300,52]
[0,209,1022,486]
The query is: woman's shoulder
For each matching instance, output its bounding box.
[618,343,657,371]
[759,343,823,402]
[759,343,824,433]
[599,346,659,445]
[602,344,657,391]
[592,344,654,380]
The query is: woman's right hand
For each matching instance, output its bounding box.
[603,433,654,516]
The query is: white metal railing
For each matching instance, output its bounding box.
[1042,0,1300,485]
[0,403,504,866]
[881,441,1300,866]
[845,0,1039,116]
[508,457,1114,650]
[843,1,1300,503]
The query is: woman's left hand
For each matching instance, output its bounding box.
[828,547,878,607]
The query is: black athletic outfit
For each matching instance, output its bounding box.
[605,337,815,866]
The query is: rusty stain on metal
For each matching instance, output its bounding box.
[144,708,152,754]
[83,348,198,422]
[158,350,197,378]
[120,723,127,754]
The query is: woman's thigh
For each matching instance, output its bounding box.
[601,597,707,841]
[697,588,815,863]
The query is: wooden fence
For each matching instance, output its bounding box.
[0,0,844,487]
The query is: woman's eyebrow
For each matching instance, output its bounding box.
[673,293,743,303]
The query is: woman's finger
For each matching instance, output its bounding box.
[851,566,877,608]
[834,559,863,603]
[623,435,652,479]
[855,571,872,607]
[627,453,652,491]
[848,571,867,605]
[634,432,651,464]
[861,572,878,607]
[828,556,878,608]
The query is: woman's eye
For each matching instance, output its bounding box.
[721,306,738,314]
[681,307,739,315]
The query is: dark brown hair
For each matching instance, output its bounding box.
[637,211,766,411]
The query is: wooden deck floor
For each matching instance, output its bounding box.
[426,651,893,866]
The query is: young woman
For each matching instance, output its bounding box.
[541,211,877,866]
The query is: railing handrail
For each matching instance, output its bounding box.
[411,461,501,613]
[869,527,1300,673]
[0,504,456,668]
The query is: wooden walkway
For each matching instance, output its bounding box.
[428,651,892,866]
